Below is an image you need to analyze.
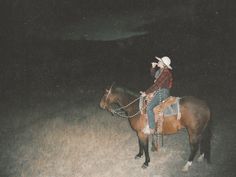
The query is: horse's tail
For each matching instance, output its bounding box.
[200,119,212,163]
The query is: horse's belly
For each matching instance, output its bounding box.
[162,116,183,134]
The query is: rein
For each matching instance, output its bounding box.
[110,97,141,119]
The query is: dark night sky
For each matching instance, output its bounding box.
[0,0,234,41]
[0,0,234,91]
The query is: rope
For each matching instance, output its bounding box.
[111,97,141,119]
[114,97,140,111]
[111,109,141,119]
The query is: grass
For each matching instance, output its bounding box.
[1,83,234,177]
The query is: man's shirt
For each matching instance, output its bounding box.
[145,67,173,94]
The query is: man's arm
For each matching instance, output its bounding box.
[145,69,170,94]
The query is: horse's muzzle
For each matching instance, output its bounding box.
[99,101,106,109]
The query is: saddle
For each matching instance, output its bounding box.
[140,95,181,133]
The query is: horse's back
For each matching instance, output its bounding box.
[180,96,210,116]
[179,96,210,129]
[180,96,209,108]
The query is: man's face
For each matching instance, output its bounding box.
[157,61,164,68]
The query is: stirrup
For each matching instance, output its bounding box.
[142,126,155,135]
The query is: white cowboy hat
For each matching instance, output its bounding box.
[155,56,172,70]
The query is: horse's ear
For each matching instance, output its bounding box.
[110,82,115,90]
[106,82,115,94]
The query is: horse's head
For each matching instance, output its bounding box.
[100,84,118,111]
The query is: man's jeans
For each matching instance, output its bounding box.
[147,88,170,129]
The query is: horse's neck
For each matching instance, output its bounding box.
[115,90,138,114]
[114,89,143,130]
[116,87,139,98]
[117,93,131,107]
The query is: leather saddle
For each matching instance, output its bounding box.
[140,95,182,134]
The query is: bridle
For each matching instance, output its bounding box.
[104,84,141,119]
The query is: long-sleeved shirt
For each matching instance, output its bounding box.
[145,67,173,94]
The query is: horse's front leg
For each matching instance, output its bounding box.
[137,132,150,168]
[142,137,150,169]
[135,138,144,159]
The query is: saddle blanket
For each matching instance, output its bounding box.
[162,98,180,116]
[153,96,181,122]
[140,96,181,120]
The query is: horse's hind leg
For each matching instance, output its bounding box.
[182,132,201,172]
[199,123,211,163]
[198,138,206,162]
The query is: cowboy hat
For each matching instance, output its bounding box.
[155,56,172,70]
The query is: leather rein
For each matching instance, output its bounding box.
[110,97,141,119]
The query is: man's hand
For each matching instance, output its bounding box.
[151,62,158,68]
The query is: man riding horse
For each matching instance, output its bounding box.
[140,56,173,135]
[100,56,211,170]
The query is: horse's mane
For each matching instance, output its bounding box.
[115,87,139,98]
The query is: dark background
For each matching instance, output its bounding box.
[0,0,234,93]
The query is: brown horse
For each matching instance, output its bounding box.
[100,85,211,171]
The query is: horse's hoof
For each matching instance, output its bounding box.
[142,161,150,169]
[141,163,148,169]
[135,155,143,159]
[181,166,188,172]
[197,154,204,162]
[181,161,192,172]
